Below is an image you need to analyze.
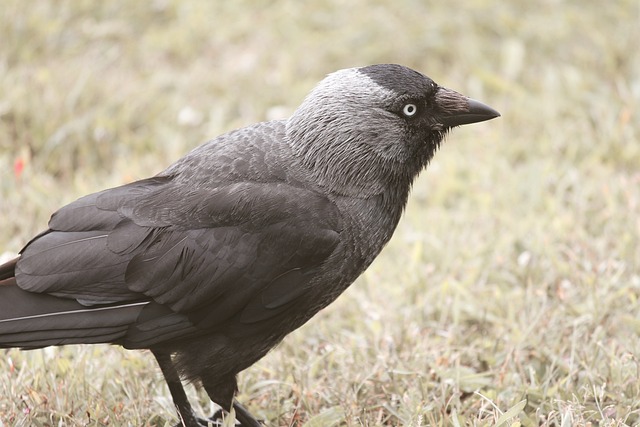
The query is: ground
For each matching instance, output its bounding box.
[0,1,639,426]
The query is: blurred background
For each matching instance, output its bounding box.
[0,1,638,426]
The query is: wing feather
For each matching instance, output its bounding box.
[14,176,343,340]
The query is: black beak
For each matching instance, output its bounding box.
[437,87,500,128]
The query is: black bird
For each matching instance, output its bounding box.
[0,64,499,426]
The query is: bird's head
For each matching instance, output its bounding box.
[286,64,500,197]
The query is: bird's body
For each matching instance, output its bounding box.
[0,64,499,426]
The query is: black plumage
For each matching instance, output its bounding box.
[0,64,499,426]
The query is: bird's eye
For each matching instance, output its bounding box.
[402,103,418,117]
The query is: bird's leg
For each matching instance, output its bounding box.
[203,400,261,427]
[152,350,208,427]
[202,379,262,427]
[232,400,262,427]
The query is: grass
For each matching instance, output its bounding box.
[1,0,639,425]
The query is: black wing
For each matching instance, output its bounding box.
[7,176,343,348]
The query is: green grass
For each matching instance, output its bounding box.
[1,0,639,425]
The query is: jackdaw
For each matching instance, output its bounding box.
[0,64,500,426]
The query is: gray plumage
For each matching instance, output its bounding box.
[0,64,499,426]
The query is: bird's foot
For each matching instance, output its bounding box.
[170,418,209,427]
[205,408,230,425]
[171,404,262,427]
[170,412,228,427]
[206,404,263,426]
[169,410,227,427]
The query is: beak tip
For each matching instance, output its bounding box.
[468,98,501,121]
[440,98,501,128]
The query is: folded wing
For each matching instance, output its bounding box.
[2,175,343,349]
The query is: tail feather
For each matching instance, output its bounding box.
[0,277,148,348]
[0,256,200,350]
[1,329,133,348]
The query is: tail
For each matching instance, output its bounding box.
[0,256,146,349]
[0,256,200,350]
